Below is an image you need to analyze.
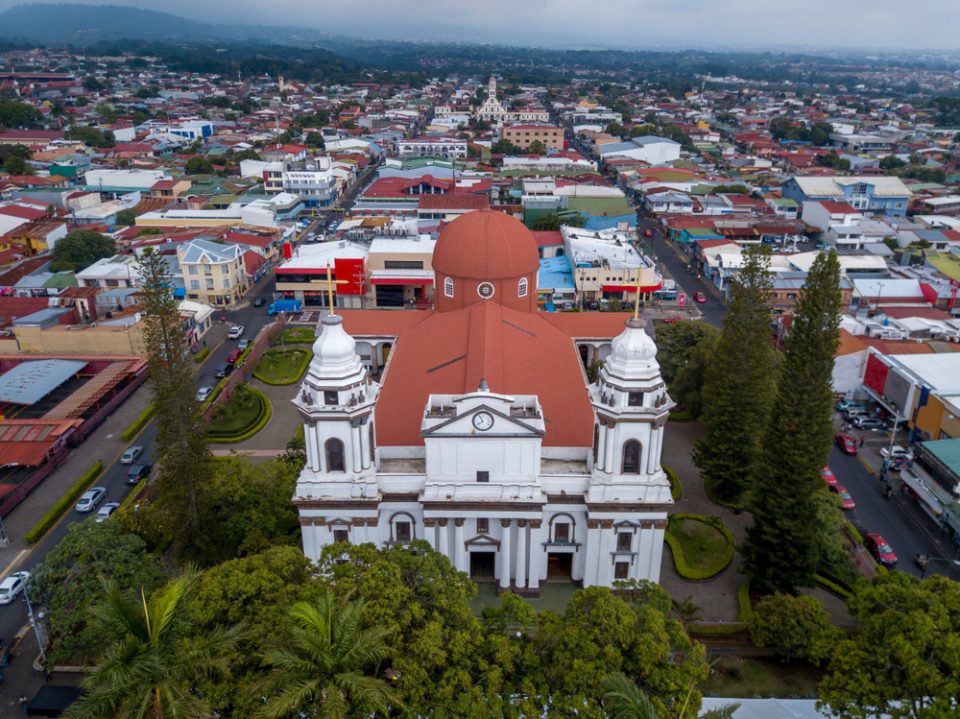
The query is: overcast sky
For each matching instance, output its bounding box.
[3,0,958,50]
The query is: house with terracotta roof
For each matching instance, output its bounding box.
[293,210,674,590]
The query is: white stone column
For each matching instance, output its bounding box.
[527,520,544,591]
[423,521,437,550]
[637,524,655,581]
[515,520,528,589]
[301,521,319,561]
[351,425,363,472]
[453,519,466,572]
[437,520,449,562]
[597,425,607,473]
[646,428,658,474]
[359,420,370,470]
[583,522,602,587]
[604,426,616,474]
[654,425,665,470]
[307,423,320,472]
[598,523,614,586]
[498,520,512,589]
[650,524,666,581]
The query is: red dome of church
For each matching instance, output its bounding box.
[433,210,540,281]
[432,211,541,313]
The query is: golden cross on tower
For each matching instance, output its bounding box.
[633,269,644,320]
[324,262,350,316]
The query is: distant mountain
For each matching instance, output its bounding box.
[0,3,334,46]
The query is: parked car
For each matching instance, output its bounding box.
[228,325,245,339]
[829,483,856,511]
[252,297,265,307]
[821,466,837,485]
[835,433,858,455]
[864,532,897,566]
[881,446,913,462]
[196,386,214,402]
[226,349,243,364]
[126,463,153,485]
[0,571,30,605]
[76,486,107,513]
[693,291,707,303]
[96,502,121,524]
[835,400,869,412]
[660,315,682,324]
[237,339,251,351]
[120,445,143,465]
[843,407,870,421]
[852,415,885,430]
[214,362,233,379]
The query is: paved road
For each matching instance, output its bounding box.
[828,436,960,581]
[637,216,726,328]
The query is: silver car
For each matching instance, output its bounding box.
[0,571,30,605]
[76,486,107,513]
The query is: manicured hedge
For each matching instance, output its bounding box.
[737,581,754,623]
[669,410,693,422]
[703,474,746,511]
[253,347,311,385]
[193,347,211,363]
[844,520,863,545]
[207,385,272,443]
[814,573,854,600]
[663,464,683,501]
[120,403,157,442]
[664,513,736,581]
[25,461,104,544]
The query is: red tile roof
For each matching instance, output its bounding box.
[418,194,490,211]
[0,205,47,221]
[532,231,563,248]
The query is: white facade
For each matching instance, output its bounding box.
[397,137,468,160]
[294,314,672,591]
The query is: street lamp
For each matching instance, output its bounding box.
[918,555,960,579]
[22,581,47,666]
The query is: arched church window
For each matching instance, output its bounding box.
[518,277,528,298]
[622,440,642,474]
[325,438,345,472]
[444,277,454,298]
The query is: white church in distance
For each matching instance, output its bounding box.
[293,210,673,592]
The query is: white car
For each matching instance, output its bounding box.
[228,325,244,339]
[881,446,913,461]
[95,502,121,523]
[75,486,107,513]
[196,386,214,402]
[120,445,143,465]
[0,571,30,605]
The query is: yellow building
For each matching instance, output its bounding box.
[502,124,564,151]
[178,239,248,308]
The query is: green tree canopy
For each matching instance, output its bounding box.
[3,153,26,175]
[30,521,168,666]
[654,319,720,417]
[491,138,520,154]
[0,98,42,128]
[66,125,115,148]
[744,251,843,593]
[184,156,214,174]
[818,573,960,719]
[748,593,837,661]
[526,139,547,155]
[50,229,116,272]
[695,246,778,503]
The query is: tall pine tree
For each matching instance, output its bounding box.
[694,245,778,503]
[138,248,210,556]
[743,251,843,594]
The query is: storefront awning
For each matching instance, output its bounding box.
[900,469,945,516]
[601,282,663,293]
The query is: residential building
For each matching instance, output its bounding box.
[76,255,141,289]
[502,124,564,151]
[177,239,247,307]
[782,176,912,216]
[597,136,681,165]
[397,137,468,161]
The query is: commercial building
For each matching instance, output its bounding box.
[177,239,248,307]
[782,176,912,217]
[397,137,468,161]
[502,125,564,151]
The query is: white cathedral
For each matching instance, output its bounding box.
[293,210,673,592]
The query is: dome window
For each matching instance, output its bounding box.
[444,277,454,298]
[518,277,528,298]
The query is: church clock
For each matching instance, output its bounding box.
[472,411,494,431]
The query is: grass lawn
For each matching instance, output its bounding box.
[254,347,311,385]
[470,582,577,616]
[668,516,731,574]
[702,656,823,698]
[277,327,316,345]
[208,385,268,438]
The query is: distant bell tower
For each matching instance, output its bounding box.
[488,75,497,98]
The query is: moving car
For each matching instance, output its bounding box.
[95,502,121,524]
[829,484,856,511]
[820,466,837,485]
[196,386,214,402]
[0,571,30,605]
[252,297,265,307]
[643,228,654,238]
[864,532,897,566]
[237,339,251,351]
[126,463,153,485]
[852,415,885,430]
[227,325,245,339]
[835,433,858,456]
[214,362,233,379]
[76,486,107,513]
[693,291,707,303]
[120,445,143,465]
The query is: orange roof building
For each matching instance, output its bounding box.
[292,210,675,592]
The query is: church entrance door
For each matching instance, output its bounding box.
[470,551,496,579]
[547,553,573,580]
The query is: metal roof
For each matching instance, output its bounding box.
[0,359,86,406]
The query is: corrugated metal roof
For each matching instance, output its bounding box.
[0,359,86,405]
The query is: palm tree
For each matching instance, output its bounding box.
[256,588,396,719]
[601,672,739,719]
[65,574,240,719]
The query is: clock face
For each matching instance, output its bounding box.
[472,411,494,431]
[477,282,495,299]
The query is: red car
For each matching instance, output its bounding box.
[835,433,858,455]
[864,532,897,566]
[820,466,837,485]
[829,483,856,511]
[693,291,707,303]
[226,349,243,364]
[661,315,682,324]
[643,228,654,238]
